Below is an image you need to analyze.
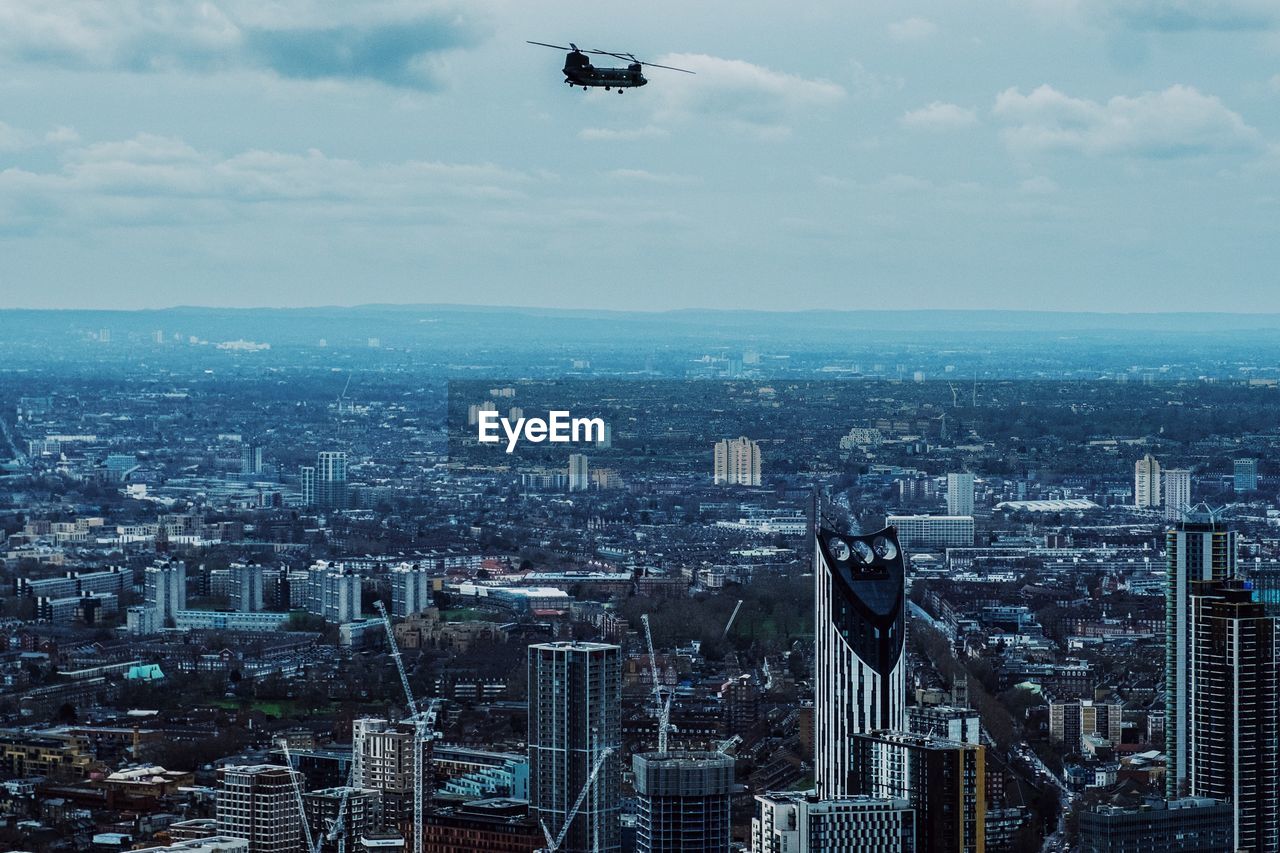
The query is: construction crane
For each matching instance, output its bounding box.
[277,739,319,853]
[537,745,615,853]
[721,599,744,641]
[640,614,673,755]
[374,600,440,853]
[279,738,360,853]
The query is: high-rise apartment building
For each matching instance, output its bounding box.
[528,641,621,853]
[851,731,986,853]
[1049,699,1124,752]
[946,472,975,517]
[568,453,590,493]
[1165,506,1236,798]
[713,436,762,486]
[144,560,187,625]
[351,717,429,829]
[389,563,432,618]
[215,764,305,853]
[306,564,362,624]
[632,752,733,853]
[300,466,316,508]
[1234,458,1259,493]
[814,526,907,798]
[1164,469,1192,521]
[241,443,264,475]
[316,451,348,510]
[751,792,916,853]
[229,562,265,613]
[302,786,380,852]
[1188,579,1279,852]
[1135,454,1161,508]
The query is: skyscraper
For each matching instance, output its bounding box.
[229,562,265,613]
[568,453,590,492]
[300,466,316,508]
[1188,579,1279,852]
[632,752,733,853]
[305,563,362,624]
[144,560,186,625]
[528,641,621,853]
[713,436,762,486]
[389,563,432,618]
[1165,506,1236,798]
[1234,458,1259,493]
[351,717,426,829]
[1164,469,1191,521]
[851,731,986,853]
[215,764,304,853]
[316,451,348,510]
[814,525,907,798]
[946,472,975,517]
[241,443,264,475]
[1135,454,1161,508]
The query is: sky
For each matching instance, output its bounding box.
[1,0,1279,312]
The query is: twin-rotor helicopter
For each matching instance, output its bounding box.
[527,41,694,91]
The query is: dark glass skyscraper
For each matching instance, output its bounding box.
[814,524,907,799]
[1165,505,1236,797]
[528,641,621,853]
[1188,579,1279,852]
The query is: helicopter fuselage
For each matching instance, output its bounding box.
[563,52,647,88]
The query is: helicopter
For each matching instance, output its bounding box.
[527,41,694,91]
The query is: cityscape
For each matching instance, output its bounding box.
[2,310,1280,852]
[6,1,1280,851]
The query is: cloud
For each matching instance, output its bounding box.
[992,84,1260,157]
[0,1,480,89]
[1019,175,1059,193]
[578,126,669,142]
[847,61,905,100]
[0,129,538,231]
[604,169,695,185]
[0,121,36,152]
[645,53,845,137]
[1105,0,1278,31]
[901,102,979,131]
[887,16,939,42]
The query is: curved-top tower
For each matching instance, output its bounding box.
[814,524,907,799]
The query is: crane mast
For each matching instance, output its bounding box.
[537,745,615,853]
[374,599,437,853]
[640,614,672,754]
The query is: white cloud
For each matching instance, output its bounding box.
[887,16,939,42]
[992,84,1260,157]
[0,130,539,231]
[644,53,845,137]
[605,169,695,185]
[1019,175,1060,193]
[0,0,480,89]
[578,126,669,142]
[0,121,35,152]
[1104,0,1278,31]
[900,102,979,131]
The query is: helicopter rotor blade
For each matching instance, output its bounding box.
[637,59,695,74]
[527,40,573,51]
[595,50,696,73]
